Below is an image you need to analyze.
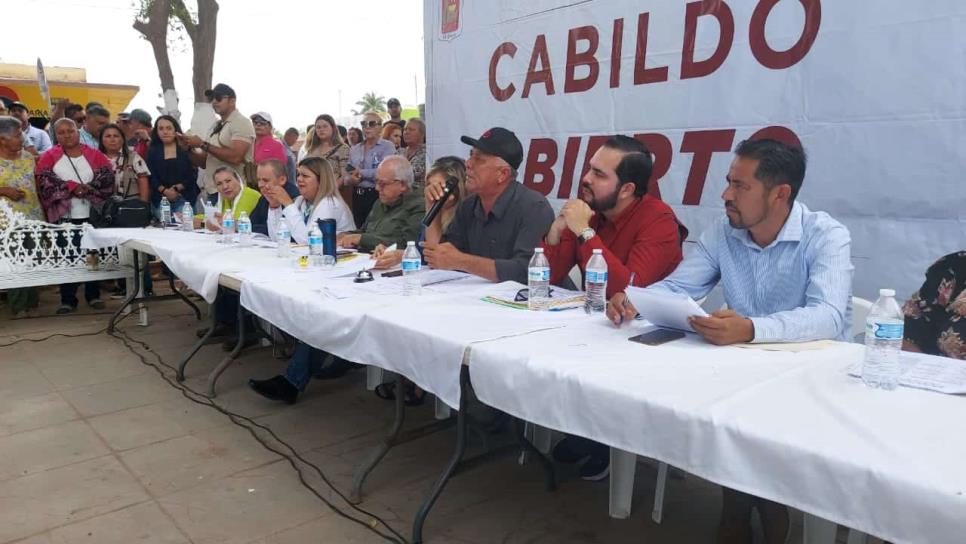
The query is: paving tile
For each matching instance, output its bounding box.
[44,502,190,544]
[59,373,181,417]
[156,460,328,544]
[120,424,280,497]
[254,513,410,544]
[0,392,78,437]
[88,397,230,452]
[0,456,150,543]
[32,341,148,390]
[0,420,109,482]
[0,361,55,401]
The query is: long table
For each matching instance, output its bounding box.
[81,227,966,544]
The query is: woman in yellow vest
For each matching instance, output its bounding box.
[194,165,260,230]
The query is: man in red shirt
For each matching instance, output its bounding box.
[543,134,686,297]
[546,135,687,480]
[250,111,288,165]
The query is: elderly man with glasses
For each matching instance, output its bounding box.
[337,155,423,252]
[346,111,396,227]
[179,83,255,200]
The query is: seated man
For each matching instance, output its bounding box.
[545,135,688,480]
[250,159,298,236]
[607,139,853,544]
[248,157,427,405]
[423,127,554,283]
[337,155,424,252]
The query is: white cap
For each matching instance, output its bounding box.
[407,240,416,246]
[592,248,603,254]
[534,247,544,253]
[879,288,895,297]
[250,111,273,124]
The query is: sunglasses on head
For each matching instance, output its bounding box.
[360,120,380,128]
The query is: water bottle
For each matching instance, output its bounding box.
[221,208,235,244]
[862,288,904,390]
[236,211,252,247]
[276,223,291,258]
[527,248,550,311]
[402,241,422,296]
[585,249,608,313]
[308,223,324,266]
[160,196,171,227]
[181,202,193,232]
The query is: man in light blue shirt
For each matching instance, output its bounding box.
[78,104,110,148]
[607,138,853,543]
[7,102,51,154]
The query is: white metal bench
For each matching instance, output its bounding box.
[0,199,142,322]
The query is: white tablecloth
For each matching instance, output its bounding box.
[468,321,966,544]
[79,228,966,541]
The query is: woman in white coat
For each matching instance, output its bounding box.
[266,156,355,244]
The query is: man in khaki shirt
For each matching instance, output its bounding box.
[179,83,255,198]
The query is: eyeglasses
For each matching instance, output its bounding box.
[252,119,270,126]
[375,179,402,189]
[514,287,554,302]
[360,120,381,129]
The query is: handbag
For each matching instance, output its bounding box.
[88,154,152,228]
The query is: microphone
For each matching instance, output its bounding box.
[421,176,459,227]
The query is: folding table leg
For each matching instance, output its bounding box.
[412,366,470,544]
[366,366,387,391]
[177,303,216,381]
[434,397,451,420]
[609,448,637,519]
[651,462,669,524]
[108,249,141,333]
[350,374,406,503]
[206,303,246,397]
[168,273,201,320]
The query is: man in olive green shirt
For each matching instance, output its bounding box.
[337,155,423,252]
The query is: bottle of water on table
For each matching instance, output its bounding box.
[276,223,291,258]
[527,247,550,311]
[585,248,608,314]
[236,211,252,247]
[308,223,323,266]
[160,196,171,227]
[221,208,235,244]
[862,288,904,390]
[181,202,193,232]
[402,241,422,296]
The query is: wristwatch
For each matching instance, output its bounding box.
[578,227,596,242]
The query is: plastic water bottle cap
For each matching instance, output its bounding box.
[534,248,544,253]
[592,249,602,254]
[407,241,415,246]
[879,288,895,297]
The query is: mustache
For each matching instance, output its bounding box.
[725,202,738,211]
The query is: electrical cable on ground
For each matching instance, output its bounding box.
[0,313,409,543]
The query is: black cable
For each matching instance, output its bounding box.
[107,326,409,544]
[0,311,410,542]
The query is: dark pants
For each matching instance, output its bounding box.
[215,290,254,332]
[352,187,379,228]
[58,218,101,307]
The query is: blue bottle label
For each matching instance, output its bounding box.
[586,270,608,283]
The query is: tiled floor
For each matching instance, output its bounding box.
[0,290,814,543]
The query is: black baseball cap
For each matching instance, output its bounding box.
[387,97,400,107]
[204,83,236,100]
[460,127,523,170]
[7,101,28,112]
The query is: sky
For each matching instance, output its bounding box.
[3,0,426,132]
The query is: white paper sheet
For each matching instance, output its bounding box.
[626,286,708,332]
[848,352,966,394]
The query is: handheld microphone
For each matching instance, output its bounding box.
[421,176,459,227]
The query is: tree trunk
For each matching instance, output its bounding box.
[172,0,219,103]
[133,0,181,120]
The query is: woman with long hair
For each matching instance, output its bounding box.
[146,114,198,218]
[98,123,149,202]
[265,156,355,244]
[299,114,351,205]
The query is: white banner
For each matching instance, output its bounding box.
[424,0,966,300]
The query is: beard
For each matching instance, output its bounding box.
[582,184,620,213]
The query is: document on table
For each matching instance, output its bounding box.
[625,286,708,332]
[734,340,841,352]
[848,352,966,394]
[481,282,585,311]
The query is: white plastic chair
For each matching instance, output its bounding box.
[850,296,874,343]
